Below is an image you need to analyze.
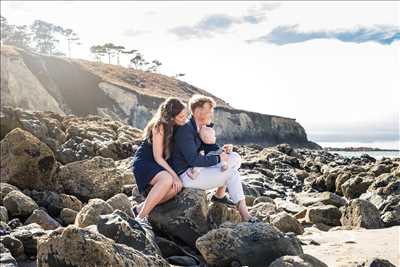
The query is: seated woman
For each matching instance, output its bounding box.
[132,97,188,222]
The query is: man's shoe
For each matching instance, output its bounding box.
[131,205,139,217]
[135,216,152,232]
[211,194,236,207]
[246,216,261,223]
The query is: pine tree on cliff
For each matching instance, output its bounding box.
[30,20,60,55]
[0,15,32,49]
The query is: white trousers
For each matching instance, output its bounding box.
[179,152,245,204]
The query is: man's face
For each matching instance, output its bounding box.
[194,102,214,125]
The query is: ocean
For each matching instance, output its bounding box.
[327,150,400,160]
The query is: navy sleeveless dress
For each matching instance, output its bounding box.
[132,138,167,194]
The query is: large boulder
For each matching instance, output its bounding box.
[380,195,400,227]
[106,193,134,217]
[54,156,129,201]
[269,254,328,267]
[0,206,8,222]
[249,202,278,222]
[0,128,58,191]
[96,210,161,256]
[0,243,18,267]
[0,183,19,205]
[294,192,346,208]
[305,205,342,226]
[3,190,38,219]
[270,211,304,235]
[196,222,303,267]
[10,223,48,257]
[25,190,83,218]
[341,199,383,229]
[341,176,374,199]
[24,209,62,230]
[357,257,396,267]
[207,202,241,229]
[369,164,392,176]
[59,208,78,225]
[149,188,209,248]
[37,225,169,266]
[368,173,400,196]
[0,235,25,261]
[74,199,113,228]
[335,172,352,195]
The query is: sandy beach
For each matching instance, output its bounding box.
[302,226,400,266]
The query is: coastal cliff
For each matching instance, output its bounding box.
[0,45,320,149]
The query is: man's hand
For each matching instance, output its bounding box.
[223,144,233,153]
[172,175,183,193]
[219,152,229,162]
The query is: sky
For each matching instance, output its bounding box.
[2,1,399,149]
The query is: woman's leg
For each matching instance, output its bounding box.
[135,186,180,215]
[136,171,173,219]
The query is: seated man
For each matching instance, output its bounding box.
[170,94,259,223]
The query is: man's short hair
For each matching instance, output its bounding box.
[188,94,216,113]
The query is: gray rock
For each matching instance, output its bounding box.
[0,235,25,261]
[10,223,48,257]
[26,190,83,218]
[270,211,304,235]
[54,156,128,201]
[3,190,38,219]
[74,198,113,227]
[341,199,383,229]
[96,210,161,256]
[24,209,61,230]
[0,128,58,192]
[59,208,78,225]
[207,202,241,229]
[306,205,342,226]
[357,257,396,267]
[149,188,209,248]
[341,176,374,199]
[106,193,134,217]
[36,225,169,266]
[0,183,19,205]
[0,206,8,223]
[269,254,328,267]
[196,222,303,267]
[0,243,18,267]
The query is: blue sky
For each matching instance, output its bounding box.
[2,1,399,149]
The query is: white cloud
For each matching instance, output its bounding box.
[1,1,399,148]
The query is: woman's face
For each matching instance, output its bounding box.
[174,109,188,126]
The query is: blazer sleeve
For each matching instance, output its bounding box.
[175,126,219,167]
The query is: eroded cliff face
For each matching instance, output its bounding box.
[0,45,320,149]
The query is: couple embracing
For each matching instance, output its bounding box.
[132,94,258,223]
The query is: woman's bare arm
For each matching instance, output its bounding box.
[152,125,179,178]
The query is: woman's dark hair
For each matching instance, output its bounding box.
[142,97,186,158]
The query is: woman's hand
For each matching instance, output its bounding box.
[172,175,183,194]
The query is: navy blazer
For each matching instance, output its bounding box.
[171,116,220,175]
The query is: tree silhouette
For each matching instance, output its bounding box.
[130,52,148,69]
[30,20,60,55]
[56,27,81,58]
[90,45,107,62]
[1,16,32,49]
[147,59,162,73]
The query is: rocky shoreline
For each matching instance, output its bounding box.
[1,106,399,266]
